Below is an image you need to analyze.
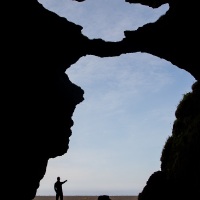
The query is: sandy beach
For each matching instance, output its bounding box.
[34,196,138,200]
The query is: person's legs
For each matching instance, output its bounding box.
[60,193,64,200]
[56,193,59,200]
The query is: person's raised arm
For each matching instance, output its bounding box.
[62,180,67,184]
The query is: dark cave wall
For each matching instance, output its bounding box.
[138,81,200,200]
[3,1,87,199]
[3,0,200,200]
[124,0,200,80]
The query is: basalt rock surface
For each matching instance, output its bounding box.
[3,0,199,200]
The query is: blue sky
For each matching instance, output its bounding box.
[37,0,196,196]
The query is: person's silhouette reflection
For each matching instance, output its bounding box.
[54,177,67,200]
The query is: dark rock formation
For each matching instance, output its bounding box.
[3,0,199,200]
[138,81,200,200]
[138,171,169,200]
[98,195,111,200]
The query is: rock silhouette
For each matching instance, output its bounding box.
[98,195,111,200]
[3,0,199,200]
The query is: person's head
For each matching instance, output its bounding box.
[57,177,60,181]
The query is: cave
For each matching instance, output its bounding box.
[2,1,199,200]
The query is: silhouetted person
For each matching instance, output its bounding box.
[54,177,67,200]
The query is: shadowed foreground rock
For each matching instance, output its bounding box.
[98,195,111,200]
[2,0,199,200]
[138,81,200,200]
